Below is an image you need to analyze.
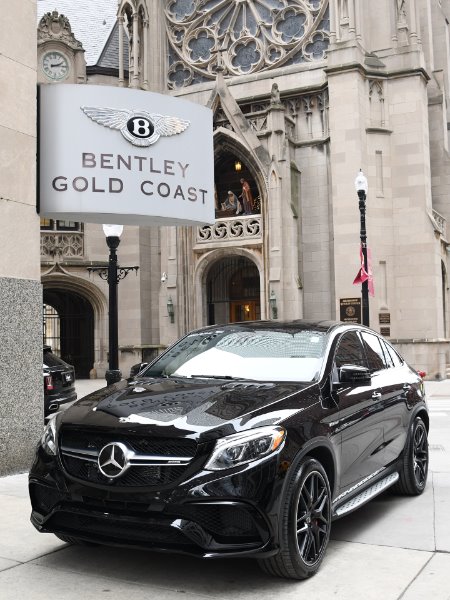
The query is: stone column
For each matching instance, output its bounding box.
[131,11,140,89]
[0,0,43,474]
[143,19,149,90]
[118,15,125,87]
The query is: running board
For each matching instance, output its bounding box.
[334,472,399,517]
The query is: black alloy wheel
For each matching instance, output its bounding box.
[393,416,428,495]
[258,457,332,579]
[412,419,428,488]
[296,469,330,565]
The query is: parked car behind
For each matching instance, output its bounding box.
[43,345,77,419]
[31,321,428,579]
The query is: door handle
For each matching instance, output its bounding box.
[371,391,382,400]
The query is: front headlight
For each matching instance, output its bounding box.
[40,417,58,456]
[204,426,286,471]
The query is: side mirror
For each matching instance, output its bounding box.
[129,362,149,378]
[339,365,371,386]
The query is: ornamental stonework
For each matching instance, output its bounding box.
[37,10,83,49]
[166,0,330,89]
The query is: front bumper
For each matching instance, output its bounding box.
[29,448,282,558]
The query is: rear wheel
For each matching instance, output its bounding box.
[393,416,428,495]
[258,457,331,579]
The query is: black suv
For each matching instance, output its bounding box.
[43,346,77,419]
[30,321,428,579]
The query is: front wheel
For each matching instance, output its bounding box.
[393,416,428,495]
[258,457,332,579]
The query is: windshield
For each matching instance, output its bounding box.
[143,329,327,382]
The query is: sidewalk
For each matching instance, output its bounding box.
[0,380,449,599]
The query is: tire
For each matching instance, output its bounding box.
[54,534,96,546]
[258,457,332,580]
[393,416,428,495]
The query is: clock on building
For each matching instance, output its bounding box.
[42,50,70,81]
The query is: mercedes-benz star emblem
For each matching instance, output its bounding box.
[97,442,129,478]
[80,106,190,147]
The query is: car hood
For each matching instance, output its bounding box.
[61,377,317,441]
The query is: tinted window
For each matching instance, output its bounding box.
[383,341,402,367]
[361,332,386,371]
[334,331,368,369]
[43,348,68,368]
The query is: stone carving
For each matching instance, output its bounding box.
[282,89,329,139]
[396,0,407,22]
[41,232,84,259]
[197,216,262,244]
[270,82,281,106]
[37,10,83,49]
[166,0,330,89]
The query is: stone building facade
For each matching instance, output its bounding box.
[0,0,43,475]
[36,0,450,379]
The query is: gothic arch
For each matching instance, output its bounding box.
[42,273,108,375]
[193,248,265,328]
[213,128,268,203]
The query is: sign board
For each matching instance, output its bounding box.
[38,84,215,226]
[379,313,391,324]
[340,298,361,324]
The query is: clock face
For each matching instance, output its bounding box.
[42,51,70,81]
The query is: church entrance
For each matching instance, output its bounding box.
[43,288,94,378]
[206,256,260,325]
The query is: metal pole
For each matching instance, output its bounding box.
[358,189,370,327]
[105,235,122,386]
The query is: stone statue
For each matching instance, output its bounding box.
[270,82,281,105]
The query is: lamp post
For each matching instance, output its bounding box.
[355,171,369,326]
[87,225,139,386]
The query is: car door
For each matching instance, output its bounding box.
[332,330,387,493]
[374,338,412,465]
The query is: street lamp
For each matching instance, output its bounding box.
[166,296,175,323]
[87,224,139,386]
[355,170,369,326]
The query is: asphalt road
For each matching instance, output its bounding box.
[0,379,449,599]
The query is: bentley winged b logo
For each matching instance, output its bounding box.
[80,106,191,147]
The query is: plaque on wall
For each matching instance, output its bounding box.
[340,298,361,324]
[379,313,391,324]
[380,327,391,337]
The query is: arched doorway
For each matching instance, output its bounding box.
[206,256,261,325]
[214,149,261,219]
[43,289,94,378]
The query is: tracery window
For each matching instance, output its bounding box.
[166,0,330,89]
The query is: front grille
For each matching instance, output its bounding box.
[62,455,186,487]
[59,427,196,488]
[60,429,197,457]
[48,511,191,546]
